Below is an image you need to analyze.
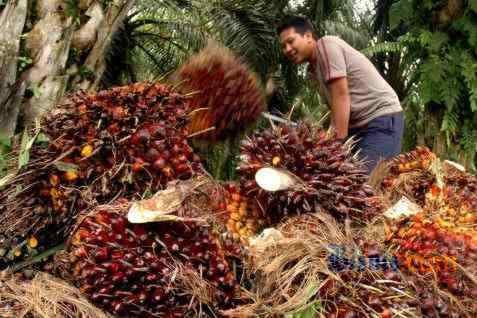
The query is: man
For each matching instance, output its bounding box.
[277,16,404,174]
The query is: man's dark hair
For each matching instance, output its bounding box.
[276,16,318,40]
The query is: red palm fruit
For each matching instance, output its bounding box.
[389,197,476,302]
[379,147,437,205]
[0,82,204,266]
[145,148,160,162]
[59,202,240,317]
[443,167,477,211]
[152,158,166,171]
[237,121,383,223]
[173,40,265,140]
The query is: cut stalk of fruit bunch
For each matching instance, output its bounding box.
[237,121,383,223]
[172,40,265,140]
[254,167,299,192]
[127,176,213,224]
[58,200,240,317]
[0,82,204,267]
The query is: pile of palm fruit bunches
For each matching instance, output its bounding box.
[379,147,477,316]
[0,40,476,317]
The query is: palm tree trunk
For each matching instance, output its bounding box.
[71,0,135,91]
[0,0,134,136]
[0,0,28,136]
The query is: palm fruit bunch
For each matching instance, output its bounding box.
[385,146,436,175]
[409,280,476,317]
[320,266,472,317]
[280,216,455,318]
[226,213,423,317]
[380,146,437,205]
[0,82,203,266]
[221,182,268,243]
[60,201,239,317]
[443,167,477,211]
[236,121,383,223]
[279,214,420,318]
[173,40,265,140]
[317,270,419,318]
[388,189,477,306]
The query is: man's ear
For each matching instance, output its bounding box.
[304,31,314,42]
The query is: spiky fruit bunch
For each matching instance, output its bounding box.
[222,183,267,242]
[173,40,265,140]
[444,168,477,211]
[237,122,382,223]
[226,212,424,318]
[410,281,477,318]
[380,146,436,205]
[61,202,239,317]
[280,216,469,318]
[318,270,419,318]
[0,82,203,265]
[322,267,473,317]
[389,193,477,300]
[386,146,436,175]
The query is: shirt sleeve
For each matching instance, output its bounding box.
[316,38,347,83]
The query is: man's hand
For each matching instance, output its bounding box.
[328,77,351,139]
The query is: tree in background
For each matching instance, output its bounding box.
[371,0,477,169]
[0,0,134,137]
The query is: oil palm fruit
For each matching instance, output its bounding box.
[0,82,204,266]
[443,167,477,211]
[173,40,265,140]
[380,146,437,205]
[388,146,436,174]
[389,189,477,304]
[237,121,383,223]
[222,182,267,243]
[319,270,419,318]
[61,201,239,317]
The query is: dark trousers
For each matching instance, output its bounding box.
[348,112,404,174]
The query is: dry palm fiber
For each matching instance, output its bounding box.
[223,212,421,317]
[57,199,241,318]
[0,271,109,318]
[0,82,204,265]
[359,215,389,251]
[172,40,266,140]
[237,121,383,223]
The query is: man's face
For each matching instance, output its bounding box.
[279,27,314,64]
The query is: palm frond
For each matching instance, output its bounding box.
[322,19,370,49]
[102,0,206,86]
[362,41,403,57]
[206,0,284,80]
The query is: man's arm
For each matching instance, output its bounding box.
[328,77,351,139]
